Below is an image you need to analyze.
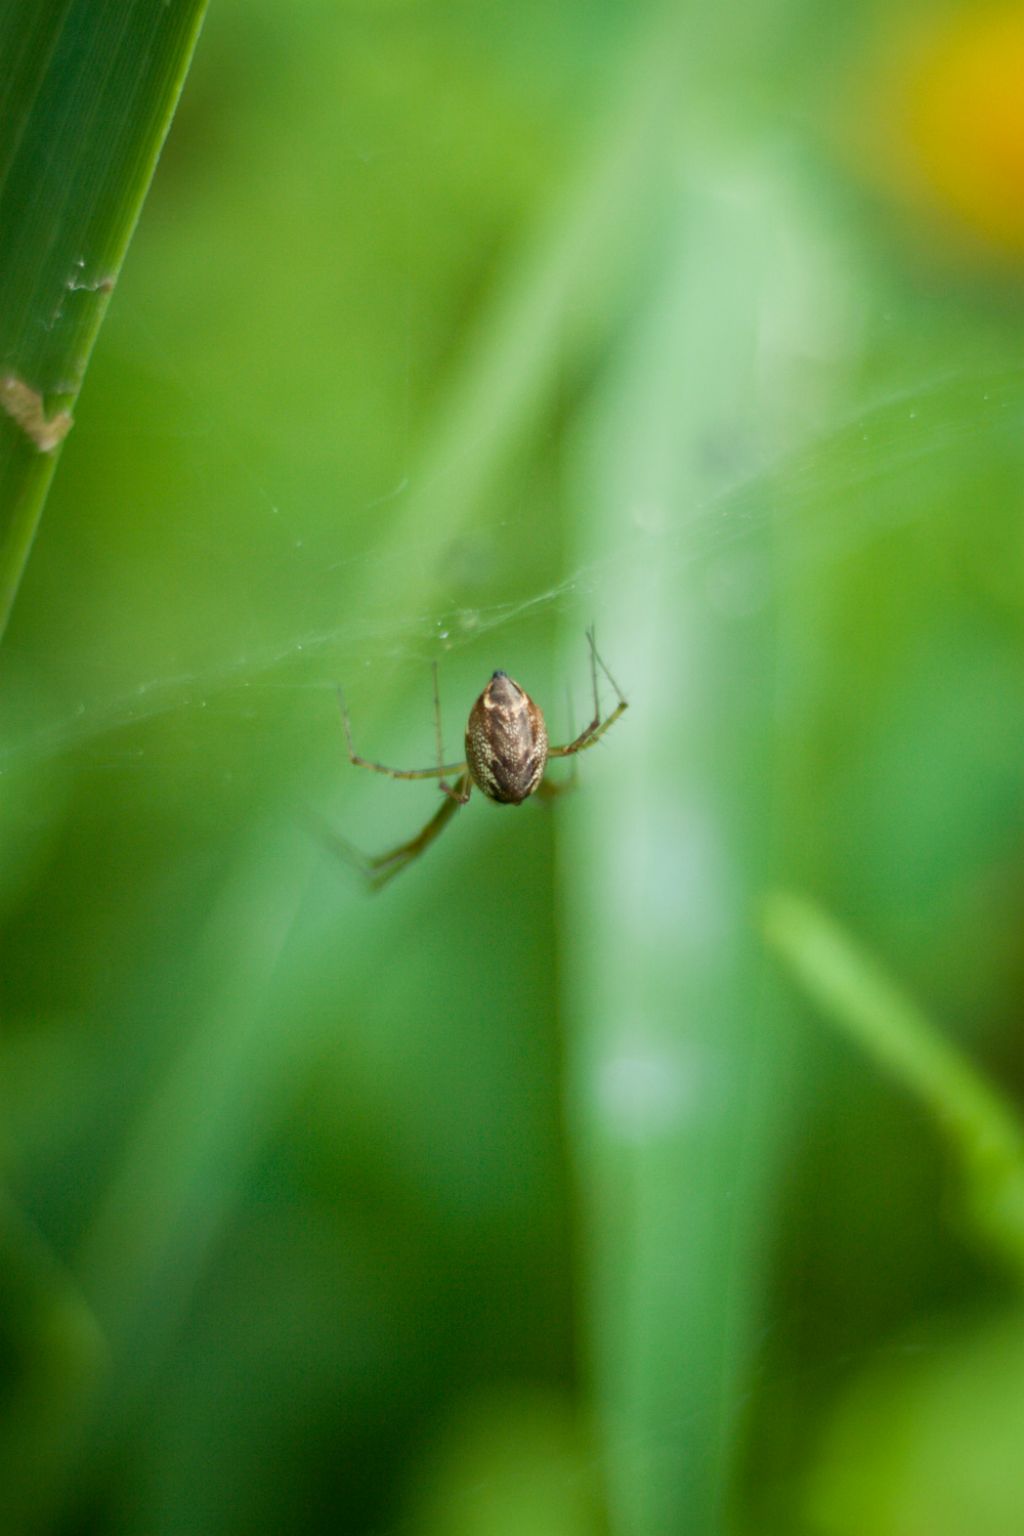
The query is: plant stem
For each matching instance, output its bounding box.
[765,890,1024,1282]
[0,0,210,647]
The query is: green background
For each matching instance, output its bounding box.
[2,1,1024,1532]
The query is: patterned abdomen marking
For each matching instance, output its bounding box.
[465,671,549,805]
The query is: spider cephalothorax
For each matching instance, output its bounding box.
[465,670,549,805]
[334,629,626,888]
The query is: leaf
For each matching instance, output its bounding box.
[0,0,210,641]
[764,891,1024,1282]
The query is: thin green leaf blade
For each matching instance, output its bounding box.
[0,0,210,637]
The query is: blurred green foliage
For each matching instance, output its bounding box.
[2,1,1024,1533]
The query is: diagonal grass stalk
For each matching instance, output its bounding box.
[765,890,1024,1282]
[0,0,210,646]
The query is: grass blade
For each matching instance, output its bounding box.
[0,0,210,642]
[765,890,1024,1281]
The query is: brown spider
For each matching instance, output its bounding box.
[333,628,627,888]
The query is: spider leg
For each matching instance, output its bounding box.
[535,773,576,802]
[547,627,628,759]
[321,772,473,891]
[430,661,471,804]
[563,678,580,788]
[538,683,580,802]
[337,685,468,781]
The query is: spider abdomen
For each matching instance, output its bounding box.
[465,670,549,805]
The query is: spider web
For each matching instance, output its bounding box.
[1,358,1007,775]
[2,54,1023,1535]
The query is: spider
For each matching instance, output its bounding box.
[332,628,627,888]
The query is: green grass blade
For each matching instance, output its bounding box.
[765,890,1024,1281]
[0,0,210,643]
[565,163,791,1536]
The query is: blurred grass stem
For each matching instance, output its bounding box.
[765,891,1024,1282]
